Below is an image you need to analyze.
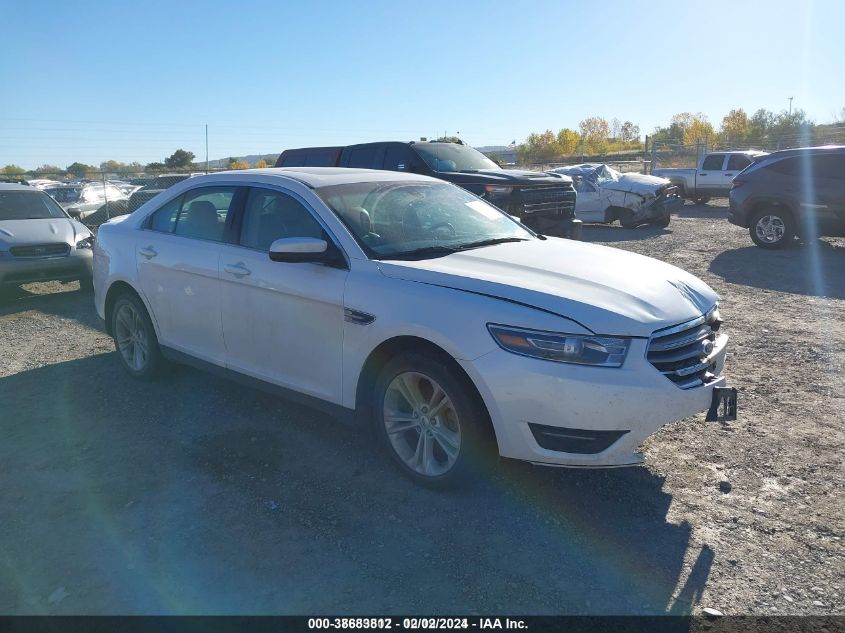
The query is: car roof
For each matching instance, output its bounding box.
[189,167,439,188]
[0,183,41,192]
[765,145,845,159]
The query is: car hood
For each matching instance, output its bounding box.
[377,238,718,337]
[602,173,673,195]
[455,169,573,186]
[0,218,91,248]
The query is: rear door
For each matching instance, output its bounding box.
[724,154,754,193]
[697,154,726,195]
[136,186,240,365]
[811,154,845,233]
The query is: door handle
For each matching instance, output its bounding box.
[139,246,157,259]
[224,262,251,277]
[725,173,734,177]
[699,173,708,176]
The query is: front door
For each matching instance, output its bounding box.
[219,186,347,404]
[697,154,726,196]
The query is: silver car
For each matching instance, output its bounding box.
[0,184,94,290]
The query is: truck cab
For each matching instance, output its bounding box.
[276,141,581,238]
[653,151,768,202]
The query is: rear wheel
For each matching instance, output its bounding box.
[111,293,166,380]
[749,207,796,248]
[373,352,491,488]
[651,216,671,228]
[694,197,711,205]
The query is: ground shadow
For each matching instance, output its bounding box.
[0,283,101,331]
[582,224,672,244]
[709,241,845,299]
[1,354,712,615]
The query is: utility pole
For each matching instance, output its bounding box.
[205,124,209,173]
[788,97,793,115]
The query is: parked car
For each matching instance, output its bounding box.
[653,151,768,203]
[94,167,735,487]
[548,164,683,227]
[126,173,197,214]
[728,145,845,248]
[0,184,94,290]
[275,141,582,238]
[52,182,128,219]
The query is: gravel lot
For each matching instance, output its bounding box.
[1,201,842,615]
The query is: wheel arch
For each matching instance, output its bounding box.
[103,280,154,337]
[354,335,499,450]
[748,199,798,233]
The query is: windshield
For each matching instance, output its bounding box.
[0,191,68,220]
[593,164,621,185]
[412,143,500,173]
[317,181,533,259]
[45,187,81,203]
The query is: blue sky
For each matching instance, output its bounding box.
[1,0,843,168]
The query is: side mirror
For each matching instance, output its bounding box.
[269,237,329,263]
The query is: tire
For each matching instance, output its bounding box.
[694,197,711,205]
[372,351,492,489]
[110,293,166,380]
[78,276,94,293]
[749,207,796,249]
[619,209,638,228]
[651,216,671,228]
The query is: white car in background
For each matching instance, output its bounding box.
[0,184,94,290]
[549,164,684,227]
[94,168,735,487]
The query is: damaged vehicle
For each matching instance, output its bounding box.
[548,164,683,228]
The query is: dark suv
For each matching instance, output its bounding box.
[276,141,581,238]
[728,146,845,248]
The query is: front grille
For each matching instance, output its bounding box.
[9,243,70,258]
[647,308,723,389]
[520,185,577,218]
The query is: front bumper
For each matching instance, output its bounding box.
[0,249,93,286]
[460,336,728,468]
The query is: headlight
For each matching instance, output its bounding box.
[485,185,512,195]
[488,324,630,367]
[76,235,94,249]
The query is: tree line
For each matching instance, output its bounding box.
[1,149,275,179]
[516,107,845,164]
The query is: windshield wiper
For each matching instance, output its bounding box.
[377,245,460,261]
[453,237,529,251]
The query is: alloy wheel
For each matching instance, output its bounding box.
[114,303,149,372]
[382,371,462,477]
[754,214,786,244]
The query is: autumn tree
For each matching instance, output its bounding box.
[556,128,580,155]
[619,121,640,143]
[579,117,609,153]
[720,109,749,145]
[254,159,269,168]
[34,164,63,176]
[228,159,250,170]
[2,164,26,175]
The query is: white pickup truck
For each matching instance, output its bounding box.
[653,151,768,203]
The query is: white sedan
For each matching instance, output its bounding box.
[94,168,733,487]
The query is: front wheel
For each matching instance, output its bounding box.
[749,208,796,248]
[694,197,711,205]
[111,293,166,380]
[651,216,671,228]
[373,352,491,488]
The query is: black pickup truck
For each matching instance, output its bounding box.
[275,141,581,238]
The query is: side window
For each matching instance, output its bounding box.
[282,153,306,167]
[305,150,339,166]
[148,195,182,233]
[768,157,801,176]
[383,146,422,172]
[702,154,726,171]
[173,187,236,242]
[811,155,845,180]
[346,147,379,169]
[240,188,324,251]
[727,155,751,171]
[572,176,595,194]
